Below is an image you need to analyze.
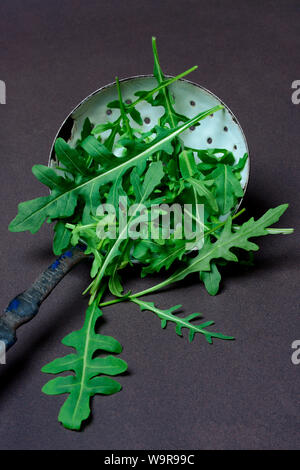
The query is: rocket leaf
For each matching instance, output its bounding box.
[151,37,189,128]
[199,262,222,296]
[188,177,218,213]
[209,164,244,215]
[54,138,89,176]
[133,299,234,344]
[163,204,289,286]
[42,299,127,431]
[53,221,71,255]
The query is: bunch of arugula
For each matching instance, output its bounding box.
[9,38,292,431]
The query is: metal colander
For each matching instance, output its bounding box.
[49,75,250,204]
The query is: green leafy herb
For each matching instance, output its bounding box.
[42,294,127,430]
[8,37,292,431]
[132,298,234,344]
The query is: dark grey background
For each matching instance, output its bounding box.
[0,0,299,450]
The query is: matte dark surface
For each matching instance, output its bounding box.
[0,0,299,450]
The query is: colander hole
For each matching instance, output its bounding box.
[125,99,132,105]
[207,137,212,144]
[144,117,151,124]
[189,126,196,131]
[210,114,214,117]
[190,100,196,106]
[234,145,237,150]
[106,109,112,116]
[224,126,228,132]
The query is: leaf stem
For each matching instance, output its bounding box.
[104,116,122,150]
[233,225,294,235]
[130,66,198,108]
[152,36,176,130]
[116,76,133,139]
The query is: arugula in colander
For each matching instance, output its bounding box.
[9,37,292,431]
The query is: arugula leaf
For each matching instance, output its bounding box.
[209,164,244,214]
[80,135,118,168]
[53,221,71,255]
[108,266,125,297]
[128,106,143,126]
[42,298,127,431]
[152,37,189,128]
[78,117,94,143]
[91,122,115,135]
[179,150,197,178]
[232,153,248,180]
[32,164,68,189]
[130,168,143,202]
[163,204,289,286]
[140,239,186,275]
[133,299,234,344]
[54,138,89,176]
[199,262,221,296]
[233,153,248,172]
[188,177,218,213]
[196,148,236,166]
[116,76,134,139]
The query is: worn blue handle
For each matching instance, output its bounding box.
[0,245,87,351]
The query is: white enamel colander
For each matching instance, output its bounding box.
[49,75,250,206]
